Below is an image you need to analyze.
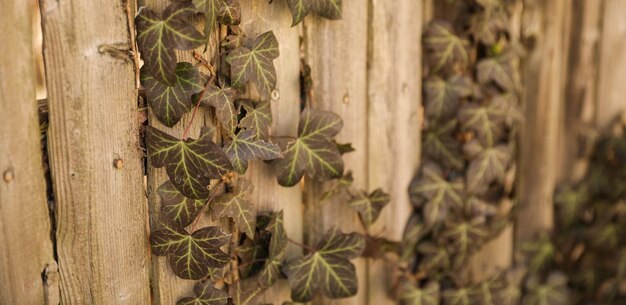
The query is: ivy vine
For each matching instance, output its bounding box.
[136,1,389,304]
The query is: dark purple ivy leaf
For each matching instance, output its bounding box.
[224,129,283,175]
[424,75,473,120]
[287,0,342,26]
[238,99,273,141]
[423,20,470,72]
[348,188,391,228]
[176,281,229,305]
[440,217,490,269]
[283,228,365,302]
[463,140,511,195]
[136,2,205,85]
[458,101,508,147]
[146,126,232,199]
[274,108,344,187]
[226,31,280,99]
[141,62,206,127]
[192,0,242,37]
[150,222,230,280]
[400,281,440,305]
[522,272,571,305]
[159,180,208,227]
[477,51,520,92]
[423,120,464,170]
[210,178,256,238]
[238,231,271,279]
[200,82,242,134]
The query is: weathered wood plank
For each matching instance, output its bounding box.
[597,0,626,126]
[515,0,568,244]
[558,0,603,183]
[237,0,303,303]
[303,3,368,304]
[39,0,151,303]
[0,1,57,304]
[366,0,422,303]
[141,1,221,304]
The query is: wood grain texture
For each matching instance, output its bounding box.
[237,0,304,303]
[558,0,603,183]
[141,0,221,304]
[366,0,422,303]
[39,0,151,303]
[597,0,626,126]
[303,2,368,304]
[515,0,568,244]
[0,1,56,304]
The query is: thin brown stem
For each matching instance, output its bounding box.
[189,180,224,232]
[287,237,315,252]
[181,75,215,139]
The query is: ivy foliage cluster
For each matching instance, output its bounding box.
[400,0,524,304]
[135,0,391,304]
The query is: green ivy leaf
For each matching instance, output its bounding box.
[409,162,465,227]
[159,181,208,227]
[136,2,205,85]
[349,188,391,228]
[211,178,257,238]
[141,62,206,127]
[522,273,570,305]
[274,109,344,187]
[224,129,283,175]
[238,99,273,141]
[424,75,473,120]
[423,120,464,170]
[286,0,342,26]
[400,281,440,305]
[146,126,232,199]
[177,281,229,305]
[150,223,230,280]
[458,101,507,147]
[200,81,242,133]
[227,31,280,98]
[424,20,470,72]
[477,51,520,91]
[283,228,365,302]
[463,140,511,195]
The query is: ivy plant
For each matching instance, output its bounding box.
[136,1,389,304]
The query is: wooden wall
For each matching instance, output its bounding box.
[1,0,626,304]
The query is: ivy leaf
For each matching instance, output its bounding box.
[258,251,284,289]
[238,231,271,278]
[470,11,507,46]
[136,2,205,85]
[334,141,356,155]
[522,273,571,305]
[274,109,344,187]
[141,62,206,127]
[349,188,391,228]
[200,81,241,133]
[150,223,230,280]
[159,181,208,227]
[464,140,511,194]
[321,171,354,202]
[441,217,489,269]
[400,281,440,305]
[423,120,464,170]
[409,162,465,227]
[230,279,264,305]
[423,20,470,72]
[286,0,342,26]
[258,211,288,257]
[442,287,472,305]
[238,99,273,141]
[283,228,365,302]
[417,242,450,273]
[227,31,280,98]
[477,51,520,91]
[216,0,241,26]
[458,101,507,147]
[211,178,256,238]
[146,126,232,199]
[177,281,229,305]
[224,129,283,175]
[424,75,473,120]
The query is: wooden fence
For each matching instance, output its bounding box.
[0,0,625,304]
